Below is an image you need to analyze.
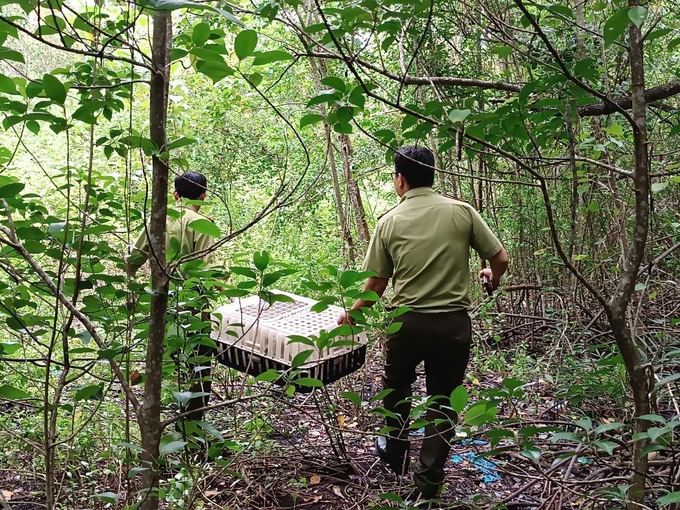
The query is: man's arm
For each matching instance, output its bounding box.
[479,247,509,291]
[126,228,150,277]
[337,276,390,325]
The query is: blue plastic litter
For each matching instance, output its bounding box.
[451,452,501,483]
[454,439,488,447]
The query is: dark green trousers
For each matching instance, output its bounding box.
[382,310,471,492]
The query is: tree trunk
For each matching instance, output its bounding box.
[612,4,653,507]
[139,10,172,510]
[338,133,370,244]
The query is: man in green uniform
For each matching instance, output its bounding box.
[127,171,217,423]
[338,146,508,499]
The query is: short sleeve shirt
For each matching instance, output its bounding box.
[126,204,216,275]
[362,187,503,312]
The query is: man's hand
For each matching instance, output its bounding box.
[479,268,494,295]
[337,311,355,325]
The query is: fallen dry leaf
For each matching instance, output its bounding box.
[310,475,321,485]
[337,414,345,427]
[333,485,344,499]
[205,490,220,497]
[1,490,12,501]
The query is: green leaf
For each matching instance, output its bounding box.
[253,250,270,271]
[0,46,25,64]
[547,4,573,17]
[192,22,211,46]
[386,321,402,335]
[300,113,325,128]
[92,492,119,504]
[339,269,361,288]
[594,422,625,435]
[341,391,362,405]
[489,44,513,58]
[449,385,468,413]
[603,8,630,46]
[0,177,24,198]
[230,266,257,278]
[627,6,647,29]
[165,136,197,151]
[252,50,294,66]
[0,74,17,95]
[255,369,280,382]
[72,101,106,124]
[448,109,471,124]
[188,218,220,237]
[75,385,103,401]
[294,377,324,388]
[234,29,257,60]
[654,372,680,390]
[0,384,30,399]
[196,61,233,84]
[0,342,21,355]
[321,76,346,91]
[159,439,187,455]
[42,73,66,105]
[307,91,338,107]
[651,181,668,193]
[658,492,680,506]
[291,349,313,368]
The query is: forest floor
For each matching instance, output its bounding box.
[0,316,664,510]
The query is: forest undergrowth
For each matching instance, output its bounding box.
[2,282,679,510]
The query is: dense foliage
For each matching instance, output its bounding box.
[0,0,679,509]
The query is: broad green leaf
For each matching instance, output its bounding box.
[321,76,346,91]
[341,391,362,405]
[449,385,468,413]
[253,251,270,271]
[92,492,119,504]
[547,4,573,17]
[386,321,402,335]
[300,113,325,128]
[159,440,187,455]
[0,74,17,94]
[651,181,668,193]
[658,492,680,506]
[252,50,294,66]
[72,101,106,124]
[0,342,21,355]
[234,29,257,60]
[291,349,313,368]
[603,8,629,46]
[0,179,24,197]
[165,136,197,151]
[192,22,211,46]
[294,377,324,388]
[627,6,647,29]
[448,109,471,124]
[489,44,513,58]
[594,422,625,435]
[0,384,30,399]
[42,74,66,105]
[74,385,103,401]
[255,369,280,382]
[230,266,257,279]
[0,46,24,64]
[188,218,220,237]
[654,372,680,389]
[196,61,233,84]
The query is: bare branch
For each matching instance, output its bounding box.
[579,80,680,117]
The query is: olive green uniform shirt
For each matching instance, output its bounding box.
[362,187,503,312]
[126,205,216,275]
